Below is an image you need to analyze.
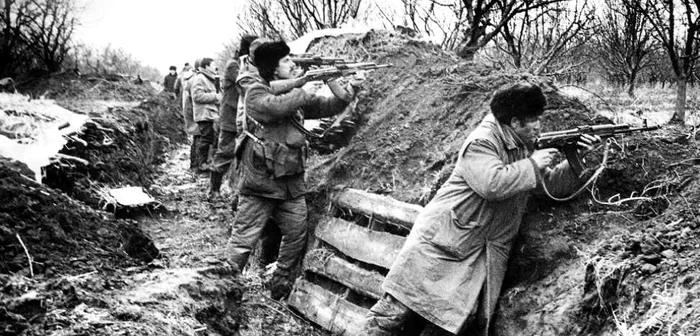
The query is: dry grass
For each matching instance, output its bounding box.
[560,84,700,127]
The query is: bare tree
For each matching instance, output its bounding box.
[595,0,656,96]
[394,0,566,59]
[236,0,363,40]
[494,0,596,76]
[277,0,362,37]
[628,0,700,125]
[24,0,77,72]
[0,0,39,76]
[236,0,289,39]
[0,0,78,75]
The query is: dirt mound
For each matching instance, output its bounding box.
[15,72,157,101]
[43,92,186,207]
[304,29,700,334]
[0,156,160,334]
[306,30,585,204]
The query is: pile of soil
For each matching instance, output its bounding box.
[0,157,158,335]
[303,30,700,334]
[16,72,156,101]
[43,91,186,208]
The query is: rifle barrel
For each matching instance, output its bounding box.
[540,124,630,137]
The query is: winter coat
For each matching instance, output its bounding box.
[181,70,198,135]
[238,81,349,200]
[219,58,240,132]
[163,73,177,92]
[382,114,581,335]
[235,56,261,133]
[192,69,219,122]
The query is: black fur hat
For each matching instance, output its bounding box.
[254,40,290,81]
[490,82,547,124]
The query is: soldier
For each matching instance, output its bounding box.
[163,65,178,93]
[208,35,257,201]
[363,82,600,336]
[192,58,221,174]
[226,40,364,300]
[181,60,199,171]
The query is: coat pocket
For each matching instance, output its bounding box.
[250,139,305,178]
[426,209,483,259]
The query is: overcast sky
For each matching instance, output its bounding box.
[76,0,245,72]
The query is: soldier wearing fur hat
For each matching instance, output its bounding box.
[226,40,363,300]
[363,82,600,336]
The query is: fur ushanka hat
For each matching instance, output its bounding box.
[253,40,291,81]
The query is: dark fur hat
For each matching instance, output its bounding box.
[490,82,547,124]
[254,40,290,81]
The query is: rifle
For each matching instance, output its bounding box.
[535,122,661,177]
[304,62,393,81]
[290,55,350,68]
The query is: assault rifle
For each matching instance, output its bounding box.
[535,122,661,177]
[290,54,350,68]
[304,62,393,81]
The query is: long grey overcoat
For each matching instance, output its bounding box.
[382,114,581,334]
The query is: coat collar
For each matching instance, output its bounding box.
[481,114,524,150]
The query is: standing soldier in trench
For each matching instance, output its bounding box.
[181,60,200,171]
[226,40,364,300]
[208,35,258,201]
[192,57,221,174]
[363,82,600,336]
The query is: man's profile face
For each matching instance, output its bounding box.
[511,116,541,145]
[169,70,176,75]
[275,55,296,79]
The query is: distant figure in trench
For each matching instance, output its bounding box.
[363,82,601,336]
[191,57,221,174]
[163,65,178,94]
[226,40,365,300]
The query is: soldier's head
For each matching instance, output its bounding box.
[239,35,258,58]
[491,82,547,144]
[254,40,293,82]
[200,58,215,71]
[248,37,271,67]
[183,62,192,71]
[169,65,177,75]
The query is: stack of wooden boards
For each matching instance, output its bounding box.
[287,188,423,335]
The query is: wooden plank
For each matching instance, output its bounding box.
[304,252,385,300]
[288,278,368,336]
[331,188,423,229]
[315,216,405,269]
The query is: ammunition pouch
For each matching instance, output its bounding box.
[251,138,307,178]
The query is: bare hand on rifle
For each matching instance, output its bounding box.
[576,134,602,156]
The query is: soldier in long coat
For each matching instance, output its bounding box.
[364,82,599,335]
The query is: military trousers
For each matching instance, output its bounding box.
[211,129,237,175]
[196,120,218,169]
[226,194,307,274]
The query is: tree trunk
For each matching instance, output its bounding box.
[627,72,637,97]
[672,76,687,125]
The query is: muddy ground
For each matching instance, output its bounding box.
[3,30,700,336]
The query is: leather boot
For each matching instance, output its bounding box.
[208,171,223,200]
